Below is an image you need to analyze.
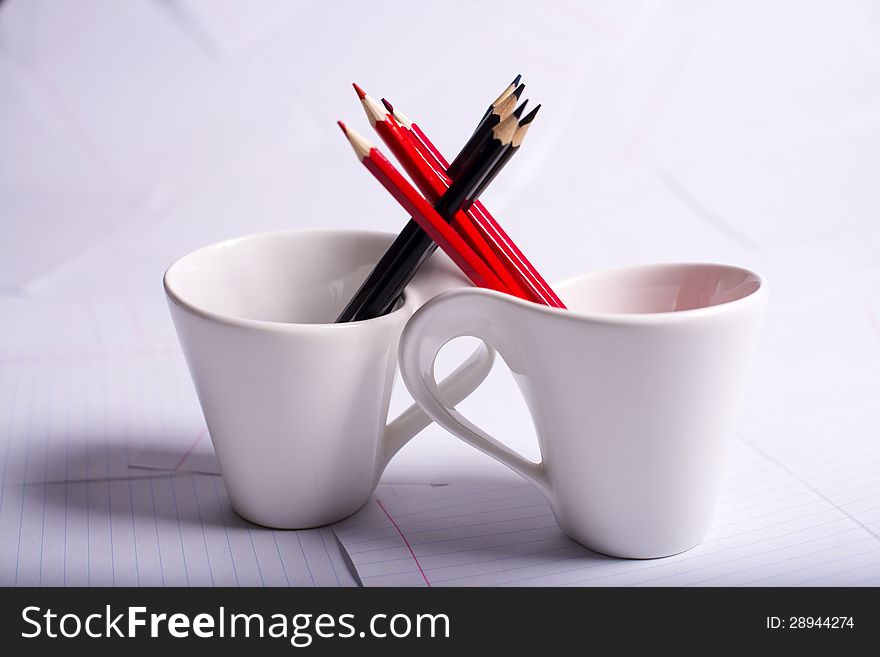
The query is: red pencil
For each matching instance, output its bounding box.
[353,84,533,301]
[338,122,508,294]
[381,98,566,310]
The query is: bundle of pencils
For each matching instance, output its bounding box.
[336,76,565,323]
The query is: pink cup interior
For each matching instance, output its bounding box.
[559,263,762,315]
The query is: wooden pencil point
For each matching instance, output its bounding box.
[341,124,373,161]
[492,112,520,145]
[352,82,367,100]
[511,122,532,148]
[392,109,413,129]
[491,80,517,107]
[494,93,519,121]
[360,94,387,126]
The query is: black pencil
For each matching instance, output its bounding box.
[477,74,521,127]
[463,104,539,210]
[443,94,521,187]
[334,219,424,322]
[436,110,520,217]
[335,110,527,322]
[446,82,524,180]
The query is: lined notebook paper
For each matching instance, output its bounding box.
[333,440,880,587]
[0,316,371,587]
[5,472,360,587]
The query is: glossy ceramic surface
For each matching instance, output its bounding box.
[399,262,767,558]
[164,229,493,529]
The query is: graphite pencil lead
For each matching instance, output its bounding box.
[340,122,373,161]
[512,82,525,100]
[512,99,529,119]
[518,104,541,126]
[352,82,367,100]
[512,73,522,87]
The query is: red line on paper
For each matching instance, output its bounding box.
[376,498,431,587]
[174,428,208,471]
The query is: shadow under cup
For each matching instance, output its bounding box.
[163,229,465,529]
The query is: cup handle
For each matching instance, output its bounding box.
[397,289,552,496]
[378,339,495,474]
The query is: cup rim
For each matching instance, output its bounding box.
[445,261,768,325]
[163,228,410,332]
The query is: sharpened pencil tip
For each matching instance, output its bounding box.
[519,104,541,126]
[381,98,394,113]
[352,83,366,99]
[492,79,519,107]
[512,74,522,86]
[512,83,525,99]
[360,94,387,125]
[339,123,372,161]
[513,99,529,119]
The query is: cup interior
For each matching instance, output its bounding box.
[164,230,396,324]
[560,263,762,315]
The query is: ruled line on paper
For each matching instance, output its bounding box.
[0,341,364,587]
[4,470,362,587]
[333,440,880,587]
[739,436,880,543]
[0,330,451,587]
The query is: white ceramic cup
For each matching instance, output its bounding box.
[164,229,494,529]
[399,262,767,558]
